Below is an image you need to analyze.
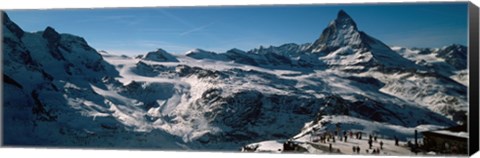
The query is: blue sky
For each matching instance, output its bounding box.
[6,2,468,55]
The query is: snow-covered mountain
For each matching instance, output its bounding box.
[307,10,418,72]
[248,43,311,57]
[2,11,186,148]
[142,48,179,62]
[392,44,468,86]
[2,9,468,152]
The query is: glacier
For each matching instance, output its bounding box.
[1,10,468,154]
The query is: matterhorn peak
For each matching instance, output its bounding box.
[337,9,349,17]
[308,10,363,53]
[307,10,417,70]
[335,9,358,30]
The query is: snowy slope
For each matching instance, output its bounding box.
[2,11,187,149]
[389,45,469,122]
[98,50,455,150]
[392,45,469,86]
[2,9,468,153]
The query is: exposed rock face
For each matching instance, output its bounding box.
[436,44,467,70]
[309,10,362,53]
[2,10,467,152]
[2,11,24,38]
[42,26,61,43]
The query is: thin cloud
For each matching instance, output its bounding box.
[157,9,219,39]
[179,22,214,36]
[157,9,194,27]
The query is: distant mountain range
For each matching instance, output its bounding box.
[2,10,468,151]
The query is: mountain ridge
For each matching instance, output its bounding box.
[2,10,468,152]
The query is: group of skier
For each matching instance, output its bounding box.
[311,129,402,155]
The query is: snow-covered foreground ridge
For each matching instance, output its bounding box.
[2,10,468,151]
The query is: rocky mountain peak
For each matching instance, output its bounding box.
[227,48,246,54]
[335,9,358,30]
[2,11,25,38]
[42,26,61,43]
[306,10,418,70]
[436,44,467,70]
[143,48,179,62]
[308,10,363,53]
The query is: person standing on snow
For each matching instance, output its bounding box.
[394,136,399,146]
[368,139,373,149]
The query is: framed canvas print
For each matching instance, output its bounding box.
[1,0,479,157]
